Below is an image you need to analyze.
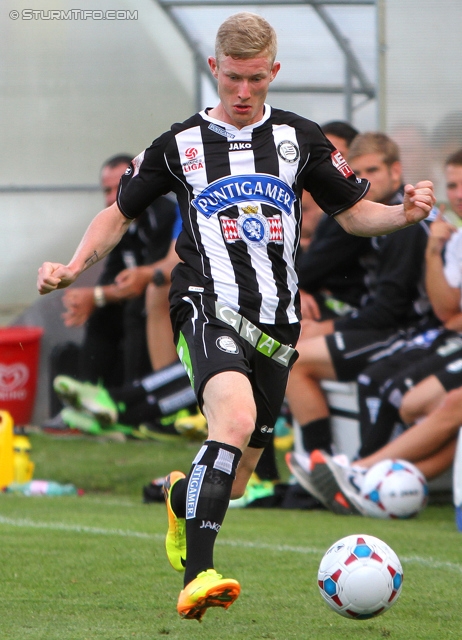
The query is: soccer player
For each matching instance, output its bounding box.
[37,12,435,621]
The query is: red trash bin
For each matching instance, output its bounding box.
[0,327,44,425]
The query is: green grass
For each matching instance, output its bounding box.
[0,432,461,639]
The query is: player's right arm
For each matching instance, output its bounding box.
[37,202,132,295]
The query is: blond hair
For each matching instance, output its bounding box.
[348,132,400,166]
[215,12,277,64]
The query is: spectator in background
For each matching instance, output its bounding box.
[321,120,359,158]
[60,154,180,386]
[286,132,438,514]
[430,111,462,202]
[297,121,368,328]
[297,384,462,516]
[144,243,181,371]
[44,154,181,433]
[352,149,462,458]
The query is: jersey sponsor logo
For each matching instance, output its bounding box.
[182,159,204,173]
[331,150,354,178]
[220,212,283,246]
[192,174,295,218]
[229,142,252,151]
[185,147,198,159]
[208,122,235,139]
[277,140,300,163]
[216,336,239,354]
[182,148,204,173]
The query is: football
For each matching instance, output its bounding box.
[360,458,428,519]
[318,534,403,619]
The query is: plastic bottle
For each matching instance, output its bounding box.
[454,427,462,532]
[6,480,78,496]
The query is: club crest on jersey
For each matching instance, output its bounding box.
[220,211,283,246]
[331,150,354,178]
[216,336,239,354]
[277,140,300,163]
[192,174,295,218]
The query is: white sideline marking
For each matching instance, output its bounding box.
[0,515,460,574]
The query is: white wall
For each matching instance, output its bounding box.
[1,0,195,305]
[385,0,462,200]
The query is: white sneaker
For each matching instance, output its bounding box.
[309,450,367,515]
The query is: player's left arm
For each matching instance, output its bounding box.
[335,181,436,237]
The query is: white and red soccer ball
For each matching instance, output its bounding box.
[318,534,403,619]
[360,459,428,519]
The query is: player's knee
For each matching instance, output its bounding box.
[440,387,462,417]
[399,388,421,424]
[229,408,256,441]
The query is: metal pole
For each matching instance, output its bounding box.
[344,53,353,123]
[377,0,387,131]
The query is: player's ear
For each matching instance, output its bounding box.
[208,57,219,80]
[270,61,281,82]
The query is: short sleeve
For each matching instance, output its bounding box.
[300,124,369,216]
[117,131,174,219]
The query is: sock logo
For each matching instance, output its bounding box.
[200,520,221,532]
[186,464,206,519]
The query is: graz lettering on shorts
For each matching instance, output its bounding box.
[215,301,296,367]
[186,464,206,519]
[192,174,295,218]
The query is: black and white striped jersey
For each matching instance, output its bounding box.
[118,105,369,326]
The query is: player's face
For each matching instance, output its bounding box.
[445,164,462,219]
[349,153,402,204]
[100,163,130,207]
[208,54,280,129]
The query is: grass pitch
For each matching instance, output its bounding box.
[0,433,461,639]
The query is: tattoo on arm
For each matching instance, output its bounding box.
[85,251,99,267]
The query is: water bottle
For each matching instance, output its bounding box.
[7,480,79,496]
[454,428,462,532]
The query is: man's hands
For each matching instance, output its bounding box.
[114,266,153,299]
[62,288,96,326]
[426,210,457,256]
[37,262,78,295]
[403,181,437,224]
